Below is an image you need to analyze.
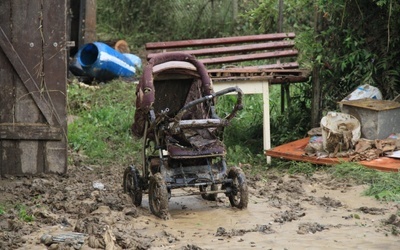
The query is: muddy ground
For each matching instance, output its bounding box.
[0,159,399,250]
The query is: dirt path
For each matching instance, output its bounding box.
[0,164,399,250]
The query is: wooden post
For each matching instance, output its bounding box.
[277,0,288,113]
[83,0,97,44]
[277,0,284,32]
[69,0,96,56]
[311,5,323,127]
[233,0,238,22]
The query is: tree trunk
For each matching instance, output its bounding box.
[311,5,323,127]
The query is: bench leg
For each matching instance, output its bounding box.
[263,82,271,163]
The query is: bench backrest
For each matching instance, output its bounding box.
[145,32,309,84]
[146,32,296,65]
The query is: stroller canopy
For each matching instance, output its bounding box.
[132,52,213,138]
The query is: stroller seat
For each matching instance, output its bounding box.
[166,133,225,158]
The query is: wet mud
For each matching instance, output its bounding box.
[0,163,399,249]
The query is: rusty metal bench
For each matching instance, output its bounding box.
[145,32,310,161]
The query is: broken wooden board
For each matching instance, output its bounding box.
[265,137,400,172]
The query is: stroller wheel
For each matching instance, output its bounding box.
[149,173,170,219]
[123,166,143,207]
[200,184,218,201]
[227,166,248,209]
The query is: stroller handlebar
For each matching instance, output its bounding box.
[174,86,243,124]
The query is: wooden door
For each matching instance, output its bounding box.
[0,0,68,175]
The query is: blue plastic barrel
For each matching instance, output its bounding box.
[123,53,142,69]
[78,42,136,82]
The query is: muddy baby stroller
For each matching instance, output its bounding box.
[123,52,248,219]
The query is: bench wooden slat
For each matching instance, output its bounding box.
[208,68,309,83]
[231,62,300,70]
[212,75,310,84]
[147,40,295,60]
[199,50,298,65]
[146,32,296,50]
[207,68,307,74]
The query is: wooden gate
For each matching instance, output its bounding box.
[0,1,68,176]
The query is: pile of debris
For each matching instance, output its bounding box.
[304,84,400,162]
[304,129,400,161]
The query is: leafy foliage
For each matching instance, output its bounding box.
[97,0,246,47]
[309,0,400,109]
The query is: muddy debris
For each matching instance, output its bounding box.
[181,244,204,250]
[273,209,306,223]
[297,222,329,234]
[316,196,343,209]
[385,214,400,228]
[358,206,386,215]
[215,224,275,238]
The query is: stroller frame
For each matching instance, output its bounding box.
[123,52,248,219]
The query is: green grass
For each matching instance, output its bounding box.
[67,80,141,166]
[330,162,400,203]
[15,204,35,222]
[286,161,324,177]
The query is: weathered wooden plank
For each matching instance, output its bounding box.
[0,0,14,124]
[211,75,310,84]
[146,32,296,49]
[208,68,307,74]
[1,140,22,176]
[0,26,56,125]
[0,124,63,140]
[11,0,43,123]
[10,0,44,175]
[42,0,68,174]
[84,0,97,44]
[199,50,299,65]
[0,0,12,176]
[206,63,300,73]
[147,41,295,59]
[235,62,300,70]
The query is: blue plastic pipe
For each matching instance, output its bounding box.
[78,42,137,81]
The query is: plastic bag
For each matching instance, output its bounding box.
[342,84,382,101]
